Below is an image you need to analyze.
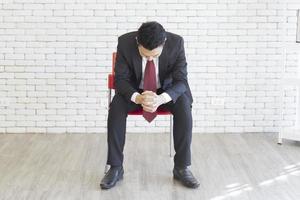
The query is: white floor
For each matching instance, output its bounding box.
[0,133,299,200]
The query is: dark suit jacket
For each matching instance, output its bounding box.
[114,31,193,105]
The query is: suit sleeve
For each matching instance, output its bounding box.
[114,37,138,102]
[164,37,189,103]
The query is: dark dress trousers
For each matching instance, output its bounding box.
[107,31,194,168]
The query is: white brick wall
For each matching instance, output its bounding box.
[0,0,300,134]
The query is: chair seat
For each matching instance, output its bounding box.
[129,108,171,115]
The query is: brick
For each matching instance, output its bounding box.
[0,0,296,134]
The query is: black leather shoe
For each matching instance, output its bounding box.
[173,167,200,188]
[100,166,124,189]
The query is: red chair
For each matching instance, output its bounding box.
[105,52,173,172]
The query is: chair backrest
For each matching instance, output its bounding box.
[112,52,116,75]
[108,52,117,89]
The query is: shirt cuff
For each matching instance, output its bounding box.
[131,92,140,103]
[160,92,172,103]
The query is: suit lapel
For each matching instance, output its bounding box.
[158,46,168,85]
[133,45,142,83]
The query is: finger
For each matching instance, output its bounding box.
[142,91,156,97]
[142,95,153,100]
[143,102,154,107]
[143,104,158,113]
[144,98,154,103]
[142,103,154,109]
[143,99,154,104]
[144,108,152,112]
[148,107,157,113]
[142,104,155,111]
[142,90,154,95]
[142,106,152,112]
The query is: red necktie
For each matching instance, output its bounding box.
[143,60,157,123]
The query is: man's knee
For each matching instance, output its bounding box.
[173,94,192,113]
[109,94,128,114]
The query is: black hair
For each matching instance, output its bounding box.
[136,21,166,50]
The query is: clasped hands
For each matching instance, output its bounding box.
[135,91,166,113]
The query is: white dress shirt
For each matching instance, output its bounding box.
[131,56,172,103]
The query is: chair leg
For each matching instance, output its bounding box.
[169,115,173,157]
[104,88,112,174]
[104,131,109,174]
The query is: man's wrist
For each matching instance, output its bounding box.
[160,92,172,104]
[130,92,140,104]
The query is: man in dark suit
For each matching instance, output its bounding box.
[100,21,199,189]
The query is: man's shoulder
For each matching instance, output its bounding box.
[165,32,183,49]
[118,31,137,42]
[166,32,183,40]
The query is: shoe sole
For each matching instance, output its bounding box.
[100,172,124,190]
[173,174,200,189]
